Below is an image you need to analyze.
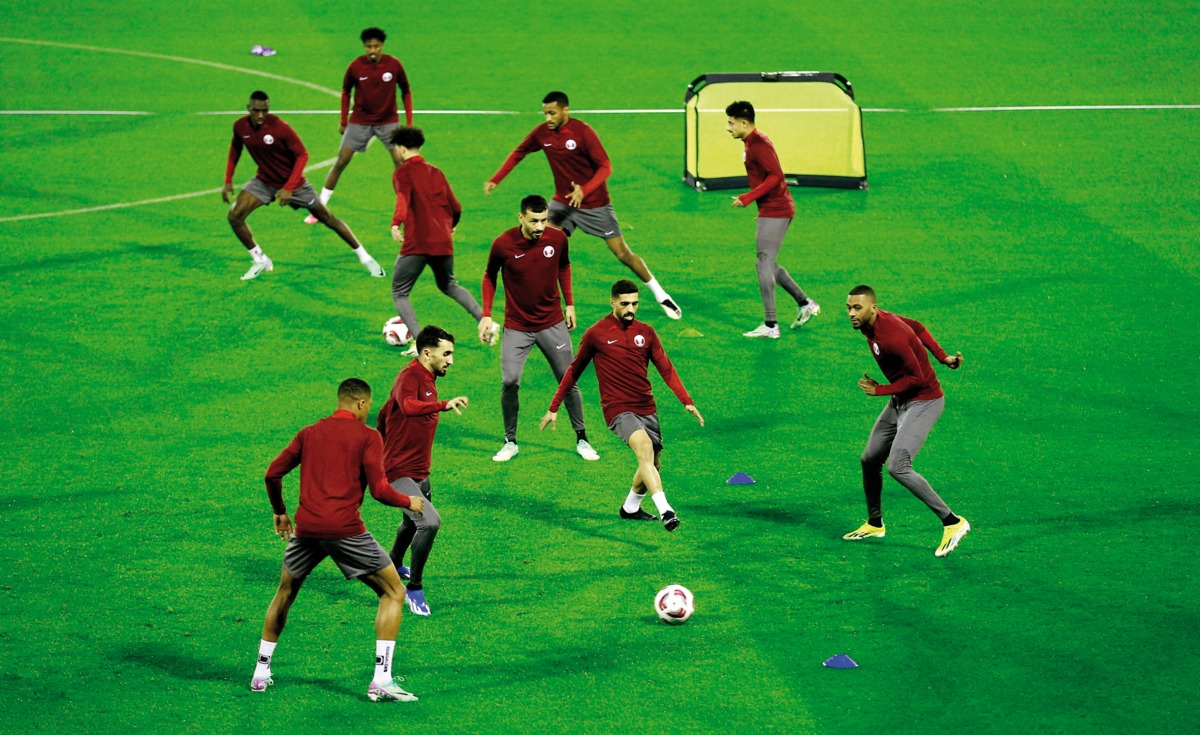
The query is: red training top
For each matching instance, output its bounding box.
[392,155,461,256]
[860,310,948,402]
[226,114,308,191]
[736,129,795,218]
[341,54,412,127]
[264,409,413,540]
[549,314,693,424]
[488,118,612,209]
[482,226,573,332]
[378,360,447,482]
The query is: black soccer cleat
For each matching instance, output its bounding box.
[662,510,680,532]
[620,507,659,521]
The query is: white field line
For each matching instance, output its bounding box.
[0,110,151,115]
[933,104,1200,112]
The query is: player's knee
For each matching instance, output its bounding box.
[860,452,883,469]
[227,209,246,227]
[886,450,913,478]
[501,379,520,393]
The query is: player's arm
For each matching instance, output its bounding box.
[391,168,410,243]
[340,65,354,133]
[542,330,596,429]
[479,244,503,343]
[264,433,303,539]
[398,371,449,416]
[866,337,925,396]
[485,128,539,194]
[898,315,962,368]
[649,332,700,421]
[397,63,413,126]
[448,180,462,230]
[362,432,416,510]
[559,263,576,330]
[735,141,783,206]
[571,128,612,206]
[277,127,308,206]
[222,133,243,203]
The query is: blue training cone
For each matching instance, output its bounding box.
[823,654,858,669]
[727,472,756,485]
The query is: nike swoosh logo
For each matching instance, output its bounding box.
[242,135,251,139]
[543,143,552,147]
[514,253,526,259]
[556,343,566,349]
[603,230,615,236]
[359,76,369,80]
[607,339,619,344]
[425,392,433,397]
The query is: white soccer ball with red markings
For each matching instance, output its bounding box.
[382,316,411,346]
[654,584,694,625]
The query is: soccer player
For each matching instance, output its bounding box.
[725,100,820,338]
[222,91,386,281]
[843,285,970,557]
[377,326,468,615]
[540,280,704,532]
[304,27,414,224]
[389,126,490,357]
[252,378,424,702]
[479,194,599,463]
[484,91,683,321]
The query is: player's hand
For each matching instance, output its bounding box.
[731,196,747,208]
[564,305,576,330]
[858,373,880,395]
[276,188,293,207]
[391,225,404,244]
[444,396,469,415]
[221,183,234,204]
[943,351,964,370]
[478,316,495,344]
[407,495,425,514]
[339,124,347,135]
[685,404,705,427]
[539,411,558,431]
[273,513,292,540]
[567,182,584,208]
[484,181,498,196]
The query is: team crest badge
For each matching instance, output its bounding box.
[872,342,880,355]
[383,72,394,82]
[543,245,555,258]
[565,139,577,150]
[633,334,646,347]
[263,134,275,145]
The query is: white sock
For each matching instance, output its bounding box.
[622,489,645,514]
[374,640,395,685]
[645,277,668,301]
[249,246,267,263]
[651,491,673,515]
[352,245,374,264]
[319,187,334,205]
[254,639,276,678]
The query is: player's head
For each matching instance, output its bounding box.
[846,284,879,331]
[361,27,387,60]
[337,378,373,422]
[247,90,270,126]
[610,280,640,323]
[416,326,456,376]
[542,91,570,130]
[518,195,549,241]
[390,126,425,154]
[725,100,755,139]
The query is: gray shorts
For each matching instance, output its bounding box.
[282,532,392,581]
[243,178,319,210]
[548,200,622,239]
[608,411,662,450]
[342,122,399,152]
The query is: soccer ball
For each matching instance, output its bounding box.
[382,316,411,347]
[654,584,694,625]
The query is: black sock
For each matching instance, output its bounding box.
[868,517,883,528]
[941,513,960,526]
[765,320,777,328]
[576,429,588,443]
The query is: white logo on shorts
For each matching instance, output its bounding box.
[872,342,880,355]
[633,334,646,347]
[603,230,615,236]
[556,343,566,350]
[383,72,394,82]
[263,134,275,145]
[543,245,555,258]
[565,139,577,150]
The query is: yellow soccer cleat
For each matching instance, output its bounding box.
[935,517,971,557]
[842,522,886,541]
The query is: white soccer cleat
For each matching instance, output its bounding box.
[249,675,274,692]
[492,441,519,462]
[658,296,683,320]
[576,440,600,461]
[303,213,319,225]
[400,343,418,357]
[367,679,418,702]
[742,323,780,339]
[791,300,821,329]
[241,257,274,281]
[363,257,386,278]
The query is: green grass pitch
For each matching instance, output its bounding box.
[1,1,1197,732]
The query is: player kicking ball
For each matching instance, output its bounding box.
[222,91,386,281]
[540,280,703,531]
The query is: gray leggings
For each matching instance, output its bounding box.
[391,254,482,335]
[860,396,952,520]
[755,217,808,322]
[388,477,440,590]
[500,322,585,441]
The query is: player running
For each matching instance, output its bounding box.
[304,27,413,224]
[479,194,599,463]
[843,285,970,557]
[222,91,385,281]
[540,280,704,532]
[377,326,468,615]
[725,100,820,338]
[251,378,423,702]
[484,91,683,321]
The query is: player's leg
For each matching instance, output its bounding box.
[228,184,273,280]
[388,478,440,615]
[626,430,678,531]
[844,401,899,540]
[390,255,428,352]
[534,323,596,460]
[429,255,483,321]
[251,537,321,691]
[305,145,357,224]
[494,329,535,460]
[304,192,385,277]
[744,217,789,337]
[358,563,418,701]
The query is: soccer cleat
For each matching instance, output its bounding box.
[935,518,971,557]
[241,257,274,281]
[363,257,386,278]
[843,523,886,540]
[791,300,821,329]
[742,323,781,339]
[250,675,274,692]
[303,213,319,225]
[396,564,410,582]
[658,297,683,320]
[367,679,418,702]
[405,588,431,616]
[492,441,519,462]
[576,440,600,461]
[662,510,681,532]
[619,507,658,521]
[400,343,418,358]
